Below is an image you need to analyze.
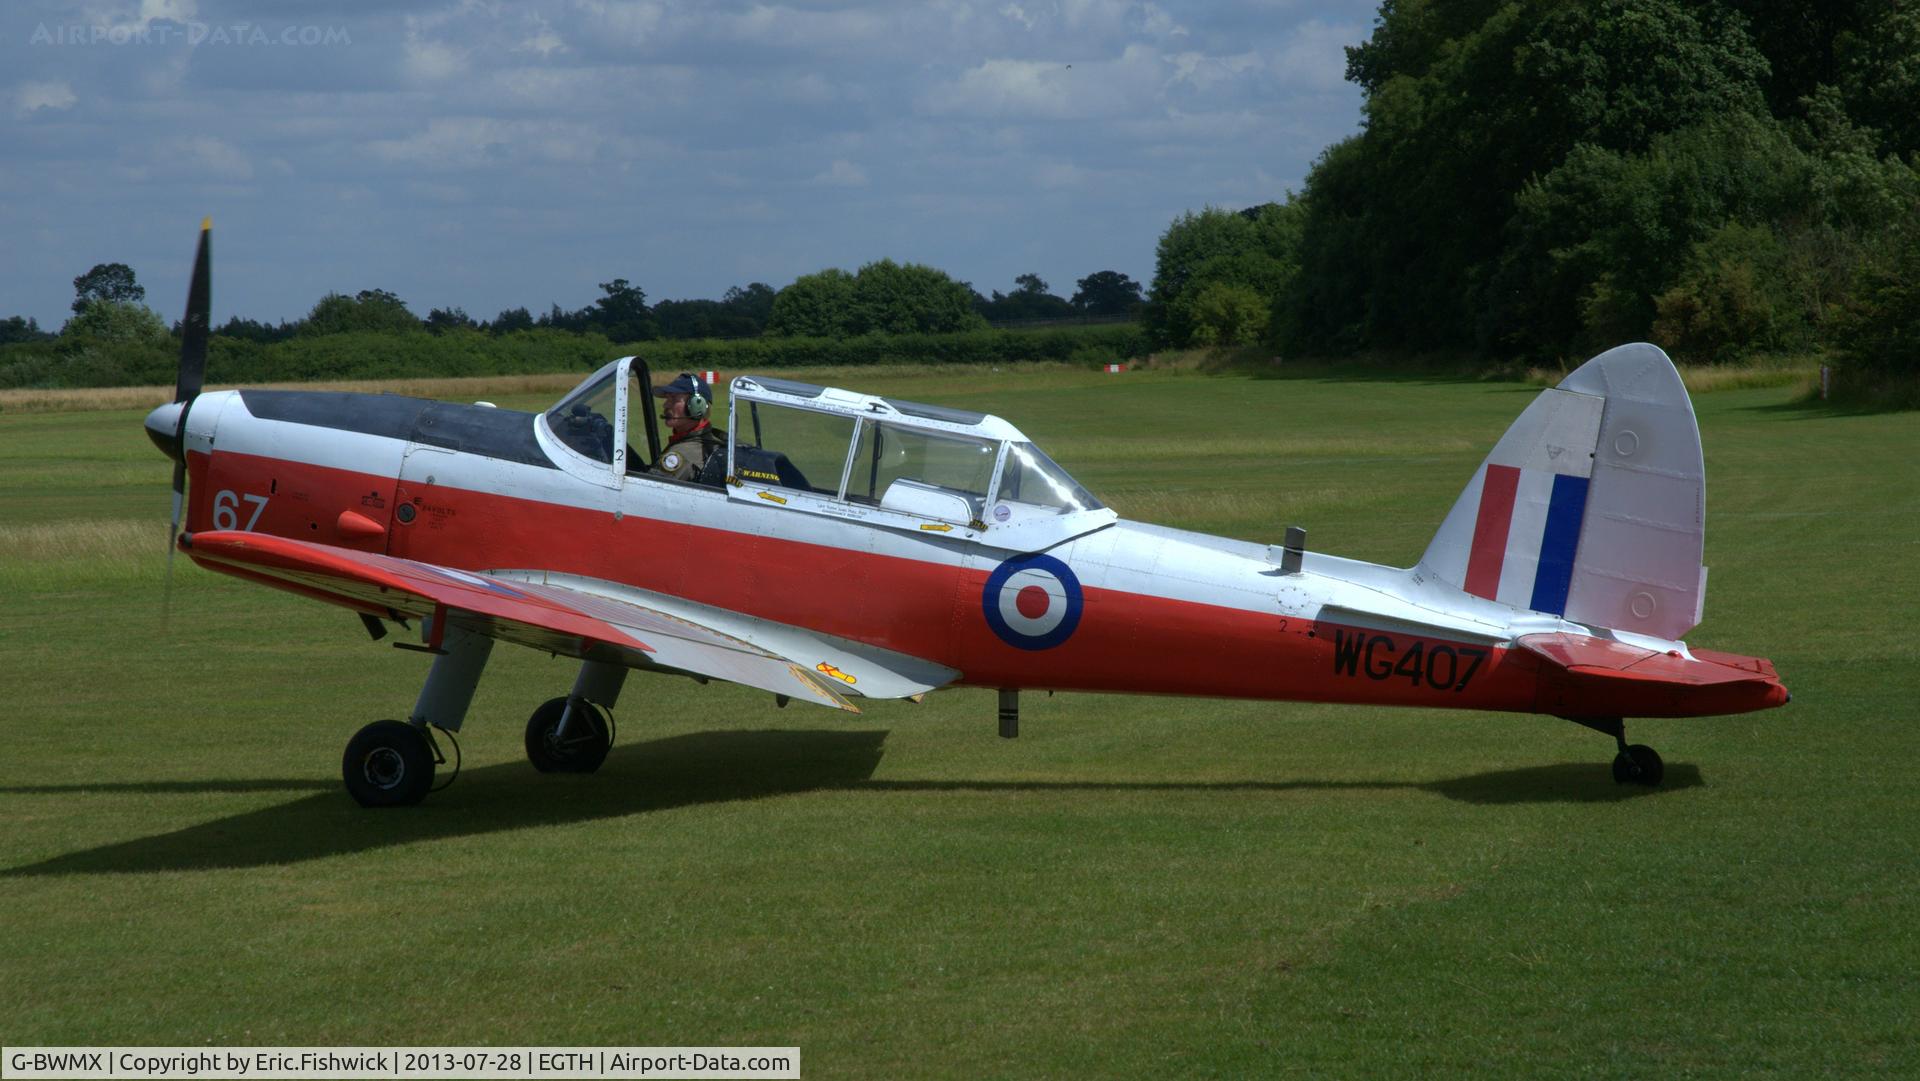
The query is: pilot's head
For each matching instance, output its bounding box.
[652,372,711,436]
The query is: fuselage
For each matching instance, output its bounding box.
[148,386,1779,720]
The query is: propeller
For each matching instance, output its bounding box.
[159,218,212,623]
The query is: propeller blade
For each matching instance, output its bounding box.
[163,457,186,627]
[164,218,210,626]
[175,217,211,404]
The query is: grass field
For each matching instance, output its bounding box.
[1,363,1915,1078]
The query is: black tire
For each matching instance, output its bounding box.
[343,720,435,807]
[525,696,612,774]
[1611,743,1665,787]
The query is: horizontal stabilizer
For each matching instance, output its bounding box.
[1315,603,1509,645]
[1518,632,1787,718]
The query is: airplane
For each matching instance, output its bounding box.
[143,222,1788,806]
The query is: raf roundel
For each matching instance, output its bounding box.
[982,553,1084,651]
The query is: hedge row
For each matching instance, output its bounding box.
[0,323,1148,389]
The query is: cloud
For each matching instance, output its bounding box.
[572,0,666,45]
[405,37,467,81]
[14,81,78,116]
[921,44,1165,121]
[717,4,894,52]
[79,0,199,34]
[1271,18,1363,90]
[1034,161,1094,189]
[365,116,608,170]
[180,135,253,181]
[812,159,869,187]
[1166,50,1263,93]
[517,14,566,58]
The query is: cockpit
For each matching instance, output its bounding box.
[726,374,1111,546]
[536,358,1114,546]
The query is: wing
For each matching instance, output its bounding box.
[497,570,960,701]
[1517,632,1788,717]
[183,530,865,711]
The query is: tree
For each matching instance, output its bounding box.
[63,299,169,343]
[721,282,776,335]
[1291,0,1776,355]
[1651,222,1801,361]
[488,307,535,333]
[0,315,51,344]
[591,278,655,342]
[1072,271,1145,315]
[652,298,721,340]
[300,289,421,335]
[1188,283,1271,346]
[537,303,592,334]
[848,260,988,335]
[1147,204,1301,347]
[72,263,145,314]
[1490,113,1819,354]
[974,273,1076,323]
[215,316,296,343]
[1832,210,1920,379]
[425,306,476,333]
[1834,1,1920,159]
[765,269,857,337]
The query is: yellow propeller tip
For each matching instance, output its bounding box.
[200,216,212,231]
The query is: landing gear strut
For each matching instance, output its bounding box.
[1569,717,1665,787]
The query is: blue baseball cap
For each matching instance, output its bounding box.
[651,372,711,400]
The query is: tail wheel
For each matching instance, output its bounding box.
[1611,743,1665,787]
[343,720,436,807]
[525,696,612,774]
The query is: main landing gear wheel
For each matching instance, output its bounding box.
[1611,743,1665,787]
[343,720,436,807]
[525,696,612,774]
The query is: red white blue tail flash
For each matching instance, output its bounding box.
[1460,463,1592,615]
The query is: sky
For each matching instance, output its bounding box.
[2,0,1378,329]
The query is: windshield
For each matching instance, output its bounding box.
[547,368,620,463]
[995,442,1102,515]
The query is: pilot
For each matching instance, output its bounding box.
[650,372,726,481]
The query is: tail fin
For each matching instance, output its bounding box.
[1419,343,1706,640]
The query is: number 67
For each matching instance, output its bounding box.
[213,489,269,531]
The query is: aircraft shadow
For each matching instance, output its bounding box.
[0,779,335,796]
[2,732,1698,877]
[855,762,1703,807]
[3,729,892,877]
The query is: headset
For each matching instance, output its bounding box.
[683,374,709,420]
[664,373,708,421]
